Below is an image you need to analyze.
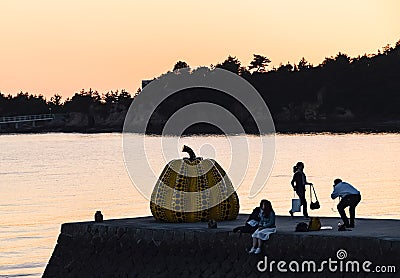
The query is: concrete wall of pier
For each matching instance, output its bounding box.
[43,220,400,278]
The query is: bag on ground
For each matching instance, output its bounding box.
[295,222,309,232]
[308,217,321,231]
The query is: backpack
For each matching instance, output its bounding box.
[308,217,321,231]
[295,222,309,232]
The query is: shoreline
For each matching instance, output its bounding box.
[1,120,399,135]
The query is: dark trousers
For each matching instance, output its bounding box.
[337,194,361,227]
[290,190,308,217]
[297,190,308,217]
[233,224,258,234]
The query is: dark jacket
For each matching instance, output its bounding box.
[247,207,262,223]
[232,207,262,233]
[291,170,307,193]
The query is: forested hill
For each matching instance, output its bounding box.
[1,40,399,133]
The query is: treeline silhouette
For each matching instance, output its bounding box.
[0,89,135,131]
[0,39,399,133]
[149,39,400,133]
[210,40,400,122]
[0,89,133,116]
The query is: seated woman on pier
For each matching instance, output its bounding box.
[232,199,267,233]
[248,199,276,254]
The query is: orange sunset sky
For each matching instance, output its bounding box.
[1,0,399,99]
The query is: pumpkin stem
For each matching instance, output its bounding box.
[182,145,196,160]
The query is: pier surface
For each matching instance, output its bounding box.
[83,214,400,240]
[44,215,399,277]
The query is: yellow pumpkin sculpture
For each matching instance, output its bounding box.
[150,145,240,222]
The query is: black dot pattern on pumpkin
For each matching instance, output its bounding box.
[150,158,239,222]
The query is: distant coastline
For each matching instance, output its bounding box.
[0,113,398,135]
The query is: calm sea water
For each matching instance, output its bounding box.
[0,133,399,277]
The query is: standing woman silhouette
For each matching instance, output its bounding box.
[289,162,312,218]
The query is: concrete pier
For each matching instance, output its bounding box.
[43,215,399,277]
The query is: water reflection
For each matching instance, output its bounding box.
[0,133,399,277]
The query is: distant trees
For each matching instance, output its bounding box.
[249,54,271,72]
[277,62,293,72]
[297,57,311,71]
[115,90,133,109]
[319,53,351,74]
[50,94,62,106]
[62,89,134,115]
[382,44,393,55]
[169,40,399,123]
[0,89,134,117]
[0,92,49,116]
[48,94,63,113]
[63,89,101,113]
[207,53,283,76]
[216,55,247,75]
[103,91,119,105]
[173,61,189,71]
